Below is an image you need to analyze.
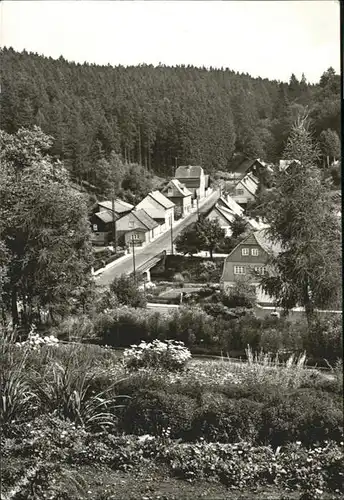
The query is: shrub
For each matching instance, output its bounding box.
[302,314,343,364]
[120,389,197,438]
[260,389,344,447]
[221,281,256,309]
[123,339,191,372]
[173,272,184,283]
[199,260,218,282]
[191,397,263,443]
[110,274,147,308]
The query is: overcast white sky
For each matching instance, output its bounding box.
[0,1,340,83]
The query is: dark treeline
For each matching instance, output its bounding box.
[0,48,341,189]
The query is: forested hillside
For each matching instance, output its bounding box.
[0,48,340,190]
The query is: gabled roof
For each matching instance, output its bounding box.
[94,210,116,224]
[132,209,159,230]
[140,207,166,221]
[220,229,282,282]
[218,196,244,217]
[148,190,175,209]
[214,206,236,225]
[232,158,263,175]
[223,229,281,264]
[98,198,134,214]
[236,173,259,197]
[175,165,204,179]
[163,179,193,197]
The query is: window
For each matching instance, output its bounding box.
[234,266,246,275]
[92,224,98,232]
[254,266,266,275]
[129,220,135,228]
[168,189,173,197]
[132,233,140,240]
[251,248,259,256]
[241,248,249,256]
[236,189,244,196]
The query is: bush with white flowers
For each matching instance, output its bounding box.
[17,325,59,351]
[123,339,191,371]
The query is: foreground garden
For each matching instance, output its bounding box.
[1,329,343,500]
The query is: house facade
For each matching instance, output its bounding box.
[220,230,281,304]
[206,196,244,237]
[116,209,159,250]
[135,191,175,232]
[175,165,206,199]
[90,198,134,246]
[231,172,259,208]
[161,179,192,218]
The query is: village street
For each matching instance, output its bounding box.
[95,190,220,287]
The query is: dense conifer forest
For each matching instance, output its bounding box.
[0,48,341,193]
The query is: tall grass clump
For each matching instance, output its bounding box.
[230,345,310,390]
[0,327,37,428]
[32,343,128,431]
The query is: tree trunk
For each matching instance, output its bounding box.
[11,288,19,326]
[209,248,214,260]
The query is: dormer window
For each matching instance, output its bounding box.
[251,248,259,256]
[241,248,249,256]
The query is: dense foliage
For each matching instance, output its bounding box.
[0,127,94,326]
[255,115,342,326]
[0,49,340,196]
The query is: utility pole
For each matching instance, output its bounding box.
[196,196,200,221]
[132,236,136,280]
[111,196,117,253]
[170,215,174,255]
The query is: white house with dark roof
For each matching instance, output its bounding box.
[175,165,206,199]
[220,229,282,304]
[231,172,259,208]
[135,190,175,233]
[116,209,159,249]
[207,196,268,237]
[160,179,193,218]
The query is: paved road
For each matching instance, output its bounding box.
[96,191,220,287]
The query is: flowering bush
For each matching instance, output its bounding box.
[123,339,191,371]
[17,325,59,350]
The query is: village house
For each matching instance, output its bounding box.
[229,156,266,180]
[220,229,281,304]
[231,172,259,208]
[160,179,193,218]
[90,198,134,246]
[207,196,268,237]
[135,190,175,233]
[206,196,244,236]
[175,165,206,200]
[115,209,159,250]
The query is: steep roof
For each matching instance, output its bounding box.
[218,196,244,217]
[132,209,159,230]
[168,179,193,197]
[237,172,259,197]
[175,165,204,179]
[148,190,175,209]
[140,207,166,220]
[94,210,116,224]
[98,198,134,214]
[233,158,262,175]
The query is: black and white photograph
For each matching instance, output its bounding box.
[0,1,342,498]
